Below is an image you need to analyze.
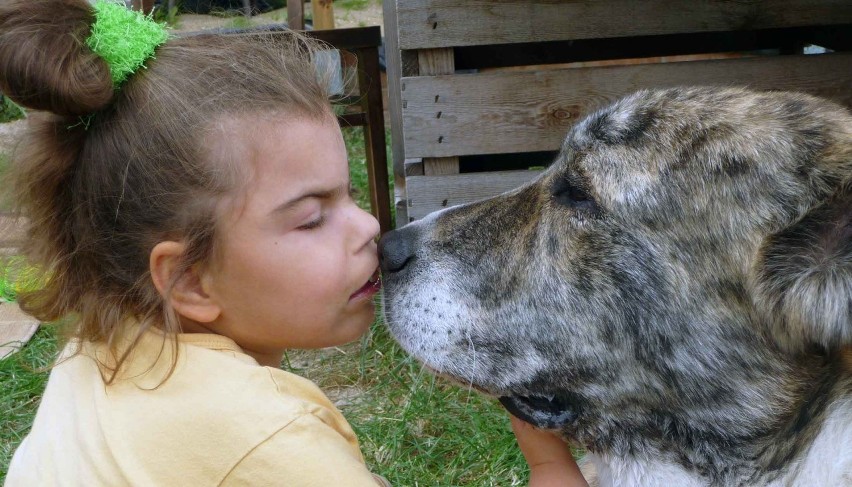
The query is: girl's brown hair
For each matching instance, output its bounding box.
[0,0,331,380]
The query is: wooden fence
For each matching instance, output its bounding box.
[384,0,852,224]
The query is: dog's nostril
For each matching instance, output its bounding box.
[378,229,416,273]
[381,252,413,273]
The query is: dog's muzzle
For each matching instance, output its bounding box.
[499,395,578,430]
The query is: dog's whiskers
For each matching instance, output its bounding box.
[465,328,477,402]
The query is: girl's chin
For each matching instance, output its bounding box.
[340,309,376,342]
[291,308,376,349]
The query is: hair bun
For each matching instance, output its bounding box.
[0,0,114,116]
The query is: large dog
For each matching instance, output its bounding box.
[379,87,851,486]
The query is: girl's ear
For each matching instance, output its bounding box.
[149,241,221,324]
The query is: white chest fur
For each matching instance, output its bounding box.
[587,452,705,487]
[585,397,852,486]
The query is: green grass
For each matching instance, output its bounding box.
[0,257,45,303]
[285,322,529,486]
[227,14,253,29]
[0,96,25,124]
[0,327,57,483]
[0,128,534,485]
[335,0,376,12]
[152,3,182,27]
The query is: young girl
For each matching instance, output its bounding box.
[0,1,586,485]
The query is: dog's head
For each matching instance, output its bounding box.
[380,87,851,437]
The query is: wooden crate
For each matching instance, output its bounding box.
[383,0,852,224]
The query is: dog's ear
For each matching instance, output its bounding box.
[751,182,851,352]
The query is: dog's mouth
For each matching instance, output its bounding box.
[499,394,577,430]
[415,366,578,429]
[413,360,578,430]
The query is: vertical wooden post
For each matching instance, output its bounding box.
[417,48,459,176]
[288,0,305,30]
[383,0,411,226]
[311,0,335,30]
[242,0,252,18]
[356,47,393,234]
[131,0,154,14]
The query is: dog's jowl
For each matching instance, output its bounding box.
[380,87,851,486]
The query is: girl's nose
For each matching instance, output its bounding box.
[357,205,380,244]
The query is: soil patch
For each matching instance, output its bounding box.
[0,120,26,159]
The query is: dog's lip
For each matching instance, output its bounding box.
[499,393,559,406]
[498,393,578,428]
[414,369,568,412]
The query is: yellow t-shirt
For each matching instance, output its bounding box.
[5,327,389,486]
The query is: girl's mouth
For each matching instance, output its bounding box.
[350,269,381,300]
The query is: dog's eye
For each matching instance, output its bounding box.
[552,177,598,213]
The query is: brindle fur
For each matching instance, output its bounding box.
[380,87,852,486]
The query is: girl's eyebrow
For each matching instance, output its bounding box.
[270,183,349,216]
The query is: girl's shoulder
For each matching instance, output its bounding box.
[14,330,373,486]
[52,327,340,436]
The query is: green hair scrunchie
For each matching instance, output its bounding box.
[86,0,170,87]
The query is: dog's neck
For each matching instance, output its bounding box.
[750,352,847,480]
[567,349,847,485]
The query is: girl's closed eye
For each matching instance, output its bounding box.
[298,213,325,230]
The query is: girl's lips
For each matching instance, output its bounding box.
[350,269,382,300]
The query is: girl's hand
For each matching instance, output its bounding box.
[510,415,589,487]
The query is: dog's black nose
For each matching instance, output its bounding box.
[379,226,418,273]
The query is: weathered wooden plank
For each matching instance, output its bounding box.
[311,0,335,30]
[417,48,456,76]
[396,0,852,49]
[217,26,382,51]
[406,170,543,220]
[384,0,410,228]
[423,157,460,175]
[402,52,852,159]
[417,48,460,175]
[404,158,425,176]
[453,25,852,70]
[287,0,305,30]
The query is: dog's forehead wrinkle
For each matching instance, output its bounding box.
[573,92,840,243]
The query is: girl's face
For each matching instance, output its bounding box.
[201,115,381,365]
